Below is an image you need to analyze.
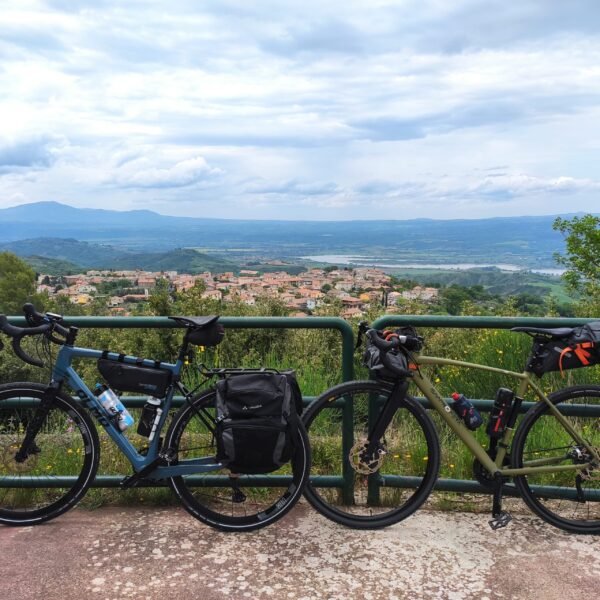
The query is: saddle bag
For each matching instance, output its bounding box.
[528,322,600,377]
[215,371,302,474]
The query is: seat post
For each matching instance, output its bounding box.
[177,329,191,362]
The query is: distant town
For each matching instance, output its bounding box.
[36,267,439,318]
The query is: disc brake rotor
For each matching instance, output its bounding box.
[349,439,386,475]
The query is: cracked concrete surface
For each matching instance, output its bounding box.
[0,502,598,600]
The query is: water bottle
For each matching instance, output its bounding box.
[94,384,135,431]
[450,392,483,430]
[137,397,162,441]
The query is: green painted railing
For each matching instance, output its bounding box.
[8,315,355,383]
[3,314,599,502]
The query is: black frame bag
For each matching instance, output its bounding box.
[97,358,172,398]
[214,371,301,474]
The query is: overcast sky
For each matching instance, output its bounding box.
[1,0,599,220]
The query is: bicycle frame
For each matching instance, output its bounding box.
[51,344,221,479]
[411,354,600,476]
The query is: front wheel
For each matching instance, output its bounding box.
[512,385,600,534]
[303,380,440,529]
[0,382,99,525]
[166,389,311,532]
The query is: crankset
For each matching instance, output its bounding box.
[472,454,511,489]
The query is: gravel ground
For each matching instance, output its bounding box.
[0,502,598,600]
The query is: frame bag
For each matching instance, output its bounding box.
[97,358,172,398]
[215,372,302,474]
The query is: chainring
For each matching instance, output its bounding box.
[472,454,511,489]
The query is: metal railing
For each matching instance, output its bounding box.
[3,314,599,500]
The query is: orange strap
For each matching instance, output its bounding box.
[558,342,595,375]
[573,342,594,366]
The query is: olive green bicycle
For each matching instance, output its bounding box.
[303,322,600,534]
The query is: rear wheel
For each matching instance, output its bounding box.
[303,380,440,529]
[166,389,310,532]
[0,382,99,525]
[512,385,600,534]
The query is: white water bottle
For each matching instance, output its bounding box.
[95,384,135,431]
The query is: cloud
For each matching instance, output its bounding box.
[468,173,600,201]
[109,156,223,189]
[0,136,62,171]
[1,1,600,218]
[260,18,364,56]
[245,179,341,196]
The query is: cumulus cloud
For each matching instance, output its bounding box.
[0,136,63,172]
[109,156,222,189]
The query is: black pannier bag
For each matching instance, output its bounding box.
[528,322,600,377]
[214,371,302,474]
[97,359,172,398]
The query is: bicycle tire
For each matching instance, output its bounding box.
[166,389,311,532]
[302,380,440,529]
[512,385,600,534]
[0,382,99,525]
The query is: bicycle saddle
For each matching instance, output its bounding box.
[511,326,574,338]
[169,315,220,329]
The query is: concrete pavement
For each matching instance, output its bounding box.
[0,502,598,600]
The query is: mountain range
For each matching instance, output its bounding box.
[0,201,588,269]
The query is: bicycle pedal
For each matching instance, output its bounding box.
[489,511,512,530]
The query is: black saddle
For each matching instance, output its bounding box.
[169,316,220,329]
[511,326,574,339]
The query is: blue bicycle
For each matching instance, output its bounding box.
[0,305,310,531]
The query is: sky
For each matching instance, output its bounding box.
[1,0,600,220]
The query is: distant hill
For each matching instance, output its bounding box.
[0,200,590,267]
[0,238,237,273]
[0,238,128,268]
[22,255,83,275]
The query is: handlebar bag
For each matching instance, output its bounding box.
[214,372,301,474]
[527,322,600,377]
[363,343,408,380]
[97,359,172,398]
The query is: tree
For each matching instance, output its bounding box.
[0,252,37,314]
[553,215,600,312]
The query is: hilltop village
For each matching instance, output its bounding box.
[36,267,439,318]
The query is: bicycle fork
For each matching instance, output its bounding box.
[15,383,60,463]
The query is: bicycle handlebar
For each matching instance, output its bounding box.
[366,328,400,351]
[362,326,422,379]
[0,305,72,367]
[0,315,50,367]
